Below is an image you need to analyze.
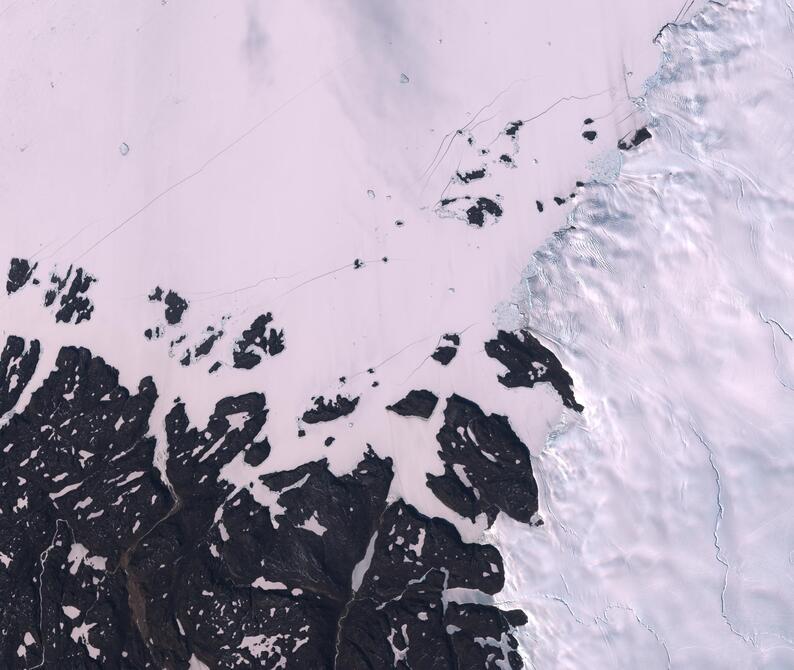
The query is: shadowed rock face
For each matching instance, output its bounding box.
[504,120,524,137]
[438,196,504,227]
[0,340,533,668]
[485,329,584,412]
[456,167,487,184]
[147,286,189,325]
[386,389,438,419]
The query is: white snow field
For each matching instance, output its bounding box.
[0,0,700,530]
[7,0,794,667]
[494,1,794,667]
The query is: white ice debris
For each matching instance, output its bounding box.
[351,532,378,592]
[74,496,93,510]
[298,511,327,537]
[67,543,107,575]
[70,622,100,660]
[188,654,210,670]
[407,528,425,557]
[225,411,248,433]
[252,578,287,591]
[62,605,81,620]
[239,633,287,667]
[50,481,83,500]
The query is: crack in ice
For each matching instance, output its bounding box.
[689,422,756,647]
[760,312,794,392]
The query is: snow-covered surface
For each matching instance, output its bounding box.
[493,1,794,666]
[0,0,701,537]
[9,0,794,667]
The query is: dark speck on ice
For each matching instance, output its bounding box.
[504,120,523,137]
[456,167,486,184]
[465,197,503,227]
[618,126,652,151]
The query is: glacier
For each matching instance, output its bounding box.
[496,1,794,667]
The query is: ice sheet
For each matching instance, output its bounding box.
[495,1,794,666]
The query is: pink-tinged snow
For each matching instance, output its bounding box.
[495,1,794,667]
[0,0,697,538]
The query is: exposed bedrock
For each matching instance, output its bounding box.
[386,389,439,419]
[0,341,533,668]
[428,394,538,526]
[485,329,583,412]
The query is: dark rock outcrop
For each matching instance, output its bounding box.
[0,335,40,415]
[0,343,535,668]
[163,290,189,325]
[386,389,438,419]
[427,394,538,525]
[6,257,37,294]
[232,312,285,369]
[302,394,359,424]
[193,329,223,360]
[0,345,170,667]
[618,126,652,151]
[44,266,96,324]
[485,329,583,412]
[438,196,503,227]
[431,333,460,365]
[336,500,526,669]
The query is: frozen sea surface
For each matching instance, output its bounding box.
[495,1,794,667]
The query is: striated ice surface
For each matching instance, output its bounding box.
[495,1,794,667]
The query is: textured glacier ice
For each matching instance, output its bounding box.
[496,1,794,666]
